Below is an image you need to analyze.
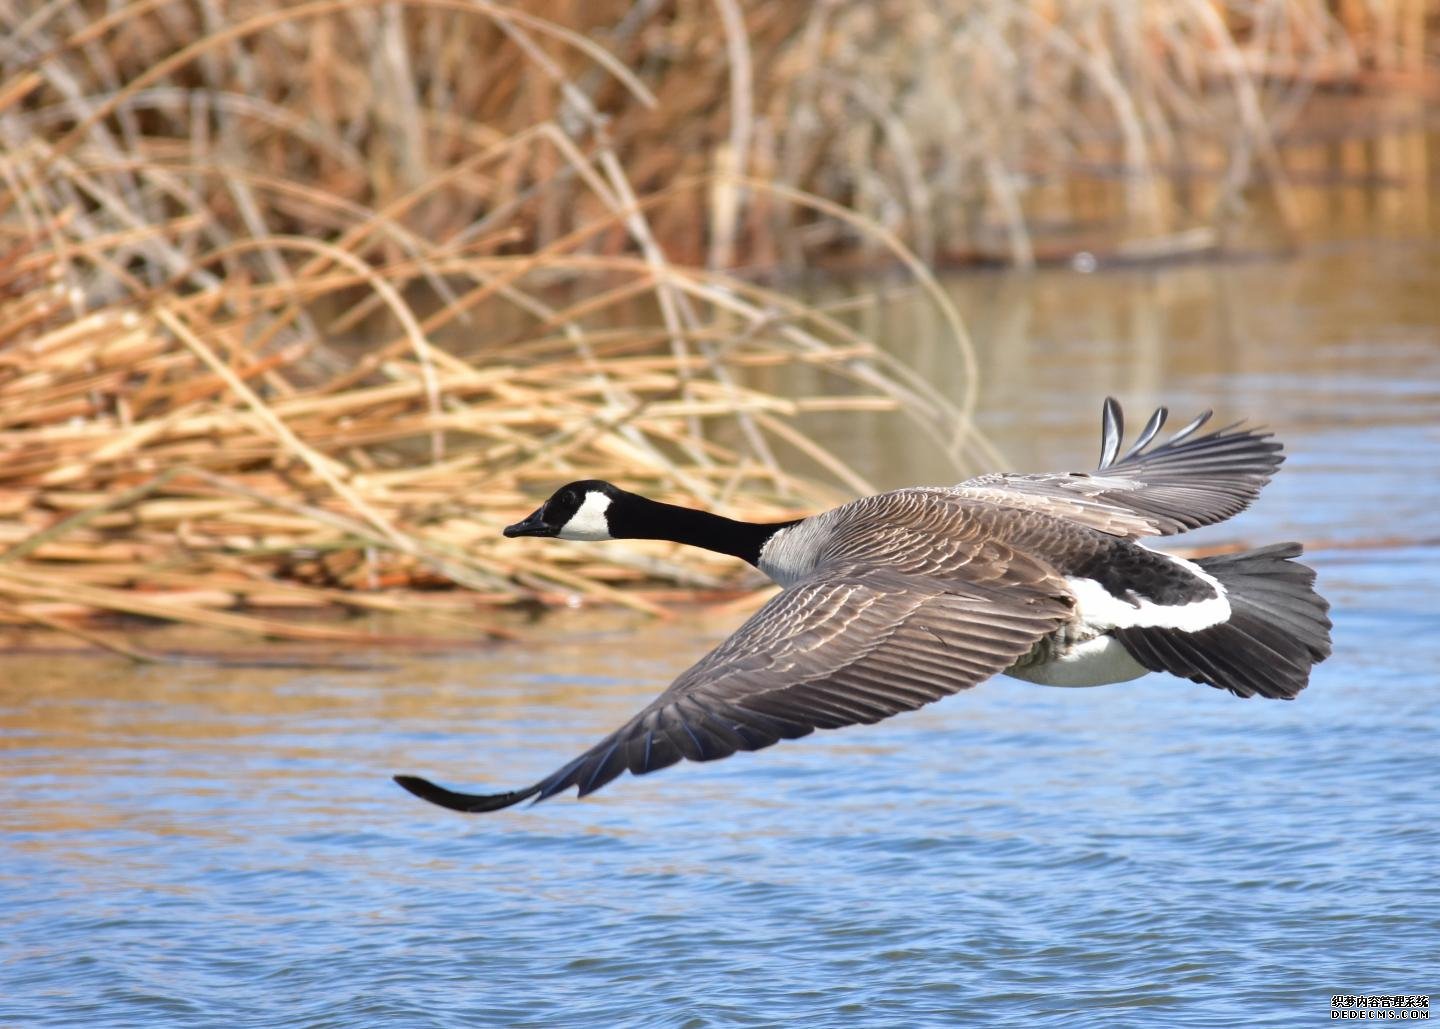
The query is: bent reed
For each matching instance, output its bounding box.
[0,1,1425,646]
[0,1,985,645]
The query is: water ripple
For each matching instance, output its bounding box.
[5,249,1440,1026]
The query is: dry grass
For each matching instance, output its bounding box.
[0,1,1431,649]
[0,252,975,643]
[0,1,991,646]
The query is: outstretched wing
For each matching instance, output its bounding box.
[954,397,1284,537]
[396,566,1070,812]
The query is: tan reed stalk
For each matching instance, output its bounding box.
[0,0,1425,650]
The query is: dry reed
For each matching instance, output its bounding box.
[0,1,1431,649]
[0,0,993,646]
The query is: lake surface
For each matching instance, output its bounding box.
[4,237,1439,1027]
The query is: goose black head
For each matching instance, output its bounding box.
[503,480,622,541]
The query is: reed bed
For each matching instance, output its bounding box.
[0,1,991,646]
[0,1,1431,648]
[0,239,987,644]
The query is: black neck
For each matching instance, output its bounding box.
[616,495,798,567]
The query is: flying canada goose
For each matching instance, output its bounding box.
[396,398,1331,813]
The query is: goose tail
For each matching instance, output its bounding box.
[1114,543,1332,699]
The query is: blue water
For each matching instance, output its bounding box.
[3,241,1438,1027]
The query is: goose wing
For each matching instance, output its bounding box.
[954,397,1284,537]
[395,563,1070,812]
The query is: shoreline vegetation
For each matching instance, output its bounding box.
[0,1,1434,651]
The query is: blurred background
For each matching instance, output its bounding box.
[2,3,1437,1027]
[1,0,1435,630]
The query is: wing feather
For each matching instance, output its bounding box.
[396,567,1069,811]
[954,397,1283,537]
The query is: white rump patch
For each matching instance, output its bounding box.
[557,491,613,541]
[1066,554,1230,634]
[1007,635,1148,687]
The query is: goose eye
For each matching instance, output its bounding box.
[558,489,578,508]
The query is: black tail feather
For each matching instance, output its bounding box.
[1115,542,1331,699]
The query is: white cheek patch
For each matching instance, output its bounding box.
[557,492,613,541]
[1066,554,1230,634]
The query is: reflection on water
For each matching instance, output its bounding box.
[776,240,1440,511]
[3,238,1439,1027]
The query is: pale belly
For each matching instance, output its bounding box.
[1004,633,1149,688]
